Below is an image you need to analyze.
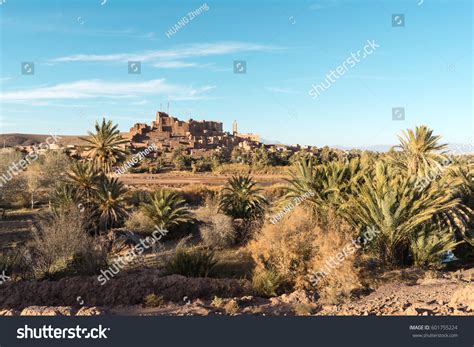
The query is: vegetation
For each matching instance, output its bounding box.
[166,247,217,277]
[81,118,129,173]
[0,121,472,312]
[141,190,193,230]
[219,175,267,220]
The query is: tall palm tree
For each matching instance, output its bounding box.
[141,190,193,230]
[392,125,448,176]
[220,175,267,220]
[81,118,129,173]
[93,176,128,231]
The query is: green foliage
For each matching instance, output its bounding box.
[93,176,128,231]
[410,226,461,267]
[172,146,192,171]
[220,175,267,220]
[166,247,217,277]
[284,157,363,220]
[251,269,281,297]
[391,125,448,177]
[141,190,192,230]
[81,118,129,173]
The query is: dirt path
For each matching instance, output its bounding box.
[118,173,286,186]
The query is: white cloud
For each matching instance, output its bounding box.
[0,79,215,102]
[265,87,301,94]
[152,61,202,69]
[50,42,281,63]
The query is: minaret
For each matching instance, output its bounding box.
[232,120,238,135]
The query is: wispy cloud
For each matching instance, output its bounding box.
[0,79,215,102]
[152,61,206,69]
[265,87,302,94]
[50,42,282,63]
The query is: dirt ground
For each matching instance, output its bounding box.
[0,268,472,317]
[118,173,286,186]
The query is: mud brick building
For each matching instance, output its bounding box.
[129,112,260,157]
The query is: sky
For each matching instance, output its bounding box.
[0,0,472,148]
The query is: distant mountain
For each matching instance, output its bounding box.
[332,143,474,154]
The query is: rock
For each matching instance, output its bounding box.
[449,284,474,311]
[404,306,418,316]
[277,290,317,305]
[76,306,106,316]
[415,307,435,316]
[21,306,73,316]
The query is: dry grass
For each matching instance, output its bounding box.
[200,214,236,249]
[210,297,240,315]
[29,206,107,279]
[143,294,165,307]
[248,207,362,303]
[124,210,156,234]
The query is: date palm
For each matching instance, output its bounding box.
[284,157,362,220]
[141,190,192,230]
[93,176,128,231]
[81,118,129,173]
[343,162,467,266]
[49,183,78,215]
[220,175,267,220]
[392,125,448,177]
[66,161,101,203]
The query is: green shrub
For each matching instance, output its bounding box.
[166,247,217,277]
[251,269,281,297]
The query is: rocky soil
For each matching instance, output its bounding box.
[0,269,472,316]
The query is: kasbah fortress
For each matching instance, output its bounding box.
[128,111,263,158]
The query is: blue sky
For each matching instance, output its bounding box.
[0,0,472,147]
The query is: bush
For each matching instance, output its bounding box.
[248,208,361,302]
[29,207,108,279]
[251,268,281,297]
[124,210,156,234]
[143,294,165,307]
[200,214,236,249]
[166,247,217,277]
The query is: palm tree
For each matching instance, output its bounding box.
[410,226,461,267]
[81,118,129,173]
[141,190,192,230]
[392,125,448,176]
[66,161,101,202]
[93,176,128,231]
[284,157,362,220]
[343,162,467,266]
[49,183,78,215]
[219,175,267,220]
